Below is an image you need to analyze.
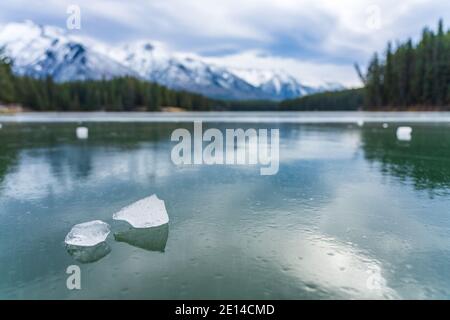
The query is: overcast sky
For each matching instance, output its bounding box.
[0,0,448,86]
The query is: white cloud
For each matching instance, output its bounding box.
[0,0,448,85]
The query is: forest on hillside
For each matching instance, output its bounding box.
[279,88,363,111]
[0,53,215,111]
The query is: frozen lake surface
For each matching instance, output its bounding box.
[0,113,449,299]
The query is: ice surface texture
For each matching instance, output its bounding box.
[113,195,169,228]
[65,220,111,246]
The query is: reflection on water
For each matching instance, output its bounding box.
[264,228,397,299]
[362,124,450,193]
[66,242,111,264]
[0,119,449,299]
[114,224,169,252]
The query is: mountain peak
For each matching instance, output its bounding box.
[0,20,133,81]
[0,21,344,100]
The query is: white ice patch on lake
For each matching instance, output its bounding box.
[76,127,88,139]
[65,220,110,246]
[396,126,412,141]
[113,195,169,228]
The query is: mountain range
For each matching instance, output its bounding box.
[0,21,344,101]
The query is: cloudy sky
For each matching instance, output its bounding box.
[0,0,448,86]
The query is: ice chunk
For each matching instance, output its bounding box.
[114,224,169,252]
[396,126,412,141]
[65,220,110,246]
[113,194,169,228]
[76,127,88,139]
[66,242,111,263]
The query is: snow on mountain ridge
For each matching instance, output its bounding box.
[106,41,269,100]
[230,68,317,98]
[231,68,288,88]
[0,21,344,100]
[0,20,134,81]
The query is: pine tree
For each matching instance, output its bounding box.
[363,19,450,109]
[365,53,383,107]
[0,52,16,103]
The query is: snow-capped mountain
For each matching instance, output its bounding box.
[0,21,343,100]
[231,68,317,99]
[0,21,134,82]
[315,82,346,92]
[108,41,262,100]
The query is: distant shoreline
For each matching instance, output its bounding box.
[2,111,450,124]
[1,104,449,114]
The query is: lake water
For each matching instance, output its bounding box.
[0,112,450,299]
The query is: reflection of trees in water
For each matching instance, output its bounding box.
[361,125,450,193]
[46,144,93,179]
[0,121,281,186]
[0,142,18,185]
[2,122,450,196]
[0,122,182,185]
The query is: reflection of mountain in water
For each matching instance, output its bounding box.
[114,224,169,252]
[361,125,450,193]
[66,242,111,263]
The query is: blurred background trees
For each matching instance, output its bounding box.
[364,19,450,109]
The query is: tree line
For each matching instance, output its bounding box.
[281,19,449,111]
[279,88,363,111]
[362,19,449,109]
[0,54,215,111]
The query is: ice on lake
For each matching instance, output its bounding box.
[113,194,169,228]
[64,220,110,247]
[76,127,89,139]
[396,126,412,141]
